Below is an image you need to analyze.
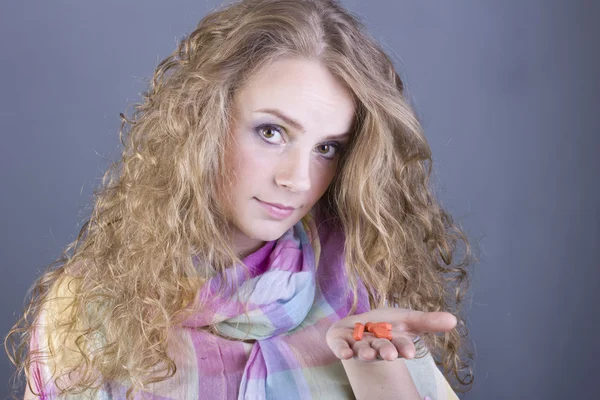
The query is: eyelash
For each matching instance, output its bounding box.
[254,123,344,160]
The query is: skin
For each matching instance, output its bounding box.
[226,56,356,258]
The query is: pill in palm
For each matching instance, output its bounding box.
[371,326,393,340]
[353,322,365,341]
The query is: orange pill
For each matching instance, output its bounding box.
[353,323,365,341]
[371,326,392,340]
[374,322,392,331]
[365,322,374,332]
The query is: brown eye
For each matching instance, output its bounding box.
[262,128,276,138]
[315,142,341,160]
[255,124,284,143]
[317,145,331,154]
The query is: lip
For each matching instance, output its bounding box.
[255,198,296,219]
[259,200,296,210]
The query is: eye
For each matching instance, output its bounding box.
[315,142,343,160]
[255,123,284,144]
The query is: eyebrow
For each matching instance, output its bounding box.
[254,108,352,140]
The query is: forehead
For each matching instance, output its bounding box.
[234,57,356,137]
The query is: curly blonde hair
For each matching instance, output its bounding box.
[5,0,475,398]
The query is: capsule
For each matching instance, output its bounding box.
[371,326,393,340]
[374,322,392,331]
[353,322,365,341]
[365,322,374,332]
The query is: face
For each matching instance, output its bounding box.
[226,57,356,257]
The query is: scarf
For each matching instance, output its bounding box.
[30,213,458,399]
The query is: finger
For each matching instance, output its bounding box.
[352,339,377,362]
[391,334,417,359]
[403,311,457,334]
[370,338,398,361]
[328,336,355,360]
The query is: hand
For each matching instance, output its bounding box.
[326,307,457,362]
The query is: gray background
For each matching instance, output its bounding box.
[1,1,598,399]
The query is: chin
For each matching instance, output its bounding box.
[241,220,294,242]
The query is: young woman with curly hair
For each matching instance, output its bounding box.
[6,0,474,398]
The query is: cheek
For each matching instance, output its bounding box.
[231,141,273,191]
[243,149,271,174]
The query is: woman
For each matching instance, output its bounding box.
[6,0,474,398]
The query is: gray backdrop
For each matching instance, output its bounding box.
[1,1,598,399]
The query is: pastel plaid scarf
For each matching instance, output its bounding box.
[171,213,369,399]
[31,214,458,399]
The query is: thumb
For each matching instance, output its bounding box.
[405,311,457,333]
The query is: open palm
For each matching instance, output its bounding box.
[326,307,457,362]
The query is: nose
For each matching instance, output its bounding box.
[274,148,311,192]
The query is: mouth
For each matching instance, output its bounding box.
[255,198,297,210]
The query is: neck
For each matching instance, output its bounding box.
[232,230,266,259]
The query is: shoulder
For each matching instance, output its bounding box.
[37,272,83,335]
[29,272,91,395]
